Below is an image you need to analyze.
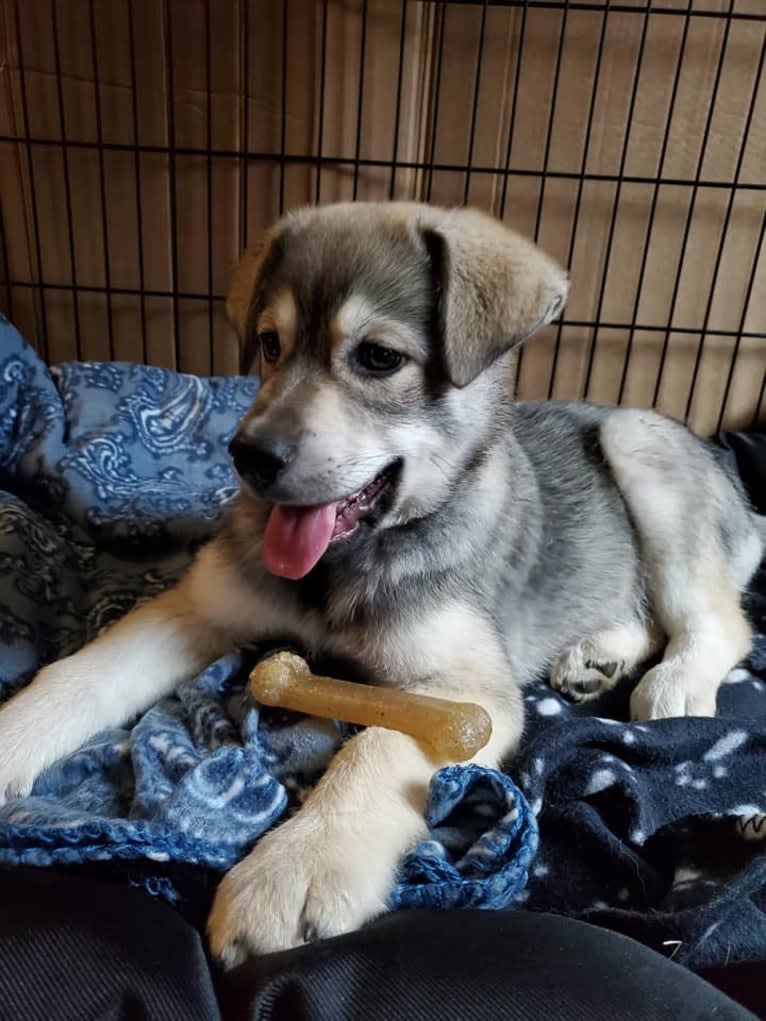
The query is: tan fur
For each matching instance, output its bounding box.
[256,286,298,366]
[225,229,276,338]
[419,206,569,386]
[229,203,569,388]
[331,295,423,361]
[207,601,523,966]
[331,295,373,352]
[600,410,753,719]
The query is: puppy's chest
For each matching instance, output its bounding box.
[281,570,504,686]
[317,600,502,688]
[319,625,419,687]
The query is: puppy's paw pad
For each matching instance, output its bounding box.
[584,659,621,679]
[551,649,625,702]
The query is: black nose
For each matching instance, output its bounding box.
[229,434,295,493]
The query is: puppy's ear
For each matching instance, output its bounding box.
[421,209,568,387]
[226,230,278,338]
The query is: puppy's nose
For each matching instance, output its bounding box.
[229,434,295,493]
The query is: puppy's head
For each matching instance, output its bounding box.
[227,202,567,580]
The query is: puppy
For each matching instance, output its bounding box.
[0,202,763,967]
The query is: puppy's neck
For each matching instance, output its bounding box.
[319,431,524,628]
[220,419,530,631]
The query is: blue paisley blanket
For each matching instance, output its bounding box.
[1,316,766,972]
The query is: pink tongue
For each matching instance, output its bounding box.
[262,502,338,579]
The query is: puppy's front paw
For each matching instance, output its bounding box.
[208,814,394,967]
[551,643,626,702]
[0,660,99,806]
[0,765,36,806]
[630,663,717,721]
[0,699,52,806]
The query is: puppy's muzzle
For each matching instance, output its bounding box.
[229,434,295,494]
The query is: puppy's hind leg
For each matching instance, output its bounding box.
[629,564,751,721]
[601,411,753,721]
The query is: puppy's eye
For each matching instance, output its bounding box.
[355,341,406,376]
[259,331,281,364]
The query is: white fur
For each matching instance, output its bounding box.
[277,384,393,498]
[255,286,298,364]
[207,607,522,964]
[208,727,433,964]
[0,555,520,964]
[551,619,663,701]
[0,541,297,804]
[600,411,752,722]
[333,295,424,356]
[731,528,765,588]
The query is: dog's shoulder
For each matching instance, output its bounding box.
[507,400,615,489]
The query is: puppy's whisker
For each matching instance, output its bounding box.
[327,455,404,475]
[426,454,452,485]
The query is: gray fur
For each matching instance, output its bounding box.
[222,398,646,686]
[222,201,765,720]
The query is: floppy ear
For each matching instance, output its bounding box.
[421,208,568,388]
[225,230,278,339]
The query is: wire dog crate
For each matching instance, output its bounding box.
[1,0,764,434]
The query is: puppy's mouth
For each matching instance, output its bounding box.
[262,460,401,580]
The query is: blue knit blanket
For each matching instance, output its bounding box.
[1,316,765,971]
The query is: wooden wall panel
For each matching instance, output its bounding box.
[0,0,763,432]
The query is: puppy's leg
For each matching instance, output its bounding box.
[0,541,263,803]
[208,672,522,967]
[601,411,753,721]
[551,617,664,701]
[629,569,750,721]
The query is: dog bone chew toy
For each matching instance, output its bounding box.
[249,651,492,762]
